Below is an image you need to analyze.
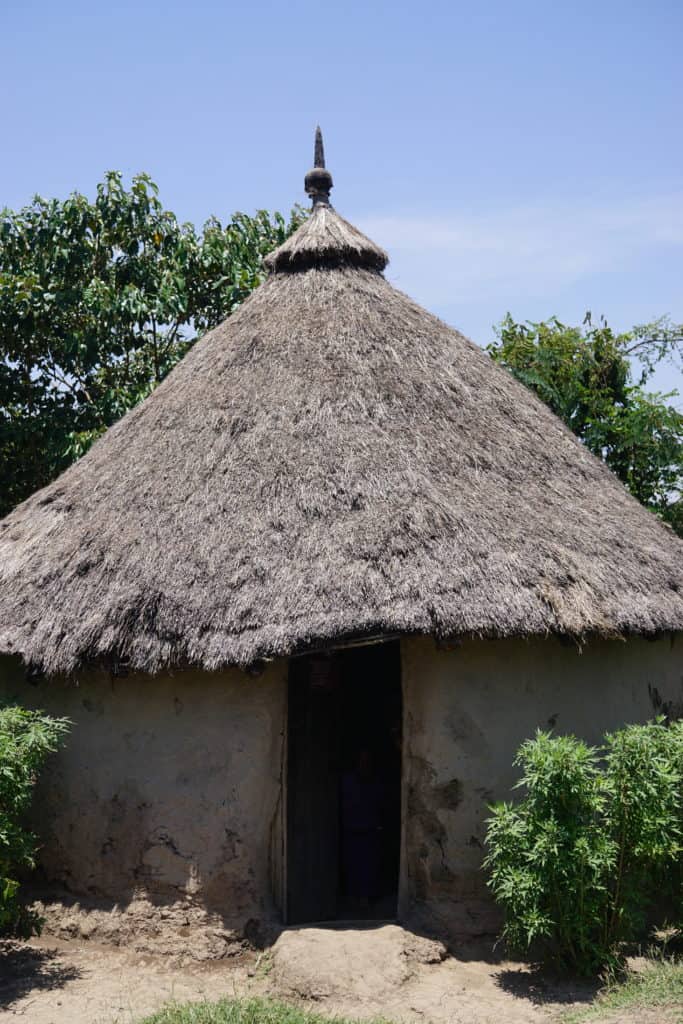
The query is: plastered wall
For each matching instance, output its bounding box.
[0,655,287,930]
[399,634,683,938]
[2,632,681,942]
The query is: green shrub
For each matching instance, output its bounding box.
[484,719,683,974]
[0,703,70,935]
[602,720,683,940]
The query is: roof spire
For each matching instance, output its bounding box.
[314,125,325,168]
[305,126,333,207]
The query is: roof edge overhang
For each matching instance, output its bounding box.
[2,624,681,682]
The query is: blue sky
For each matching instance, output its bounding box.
[3,0,682,396]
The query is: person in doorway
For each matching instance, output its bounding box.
[340,747,386,910]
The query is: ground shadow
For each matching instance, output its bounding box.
[0,941,81,1010]
[495,964,600,1007]
[441,931,601,1007]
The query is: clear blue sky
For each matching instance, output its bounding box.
[3,0,682,395]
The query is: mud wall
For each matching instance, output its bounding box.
[0,656,287,931]
[399,634,683,938]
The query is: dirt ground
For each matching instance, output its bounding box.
[0,924,681,1024]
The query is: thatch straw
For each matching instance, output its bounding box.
[265,204,388,272]
[0,202,681,675]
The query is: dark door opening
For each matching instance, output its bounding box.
[286,640,402,925]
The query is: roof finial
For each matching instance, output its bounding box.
[305,126,333,207]
[314,125,325,168]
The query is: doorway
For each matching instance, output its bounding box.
[286,640,402,925]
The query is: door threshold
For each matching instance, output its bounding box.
[286,917,398,930]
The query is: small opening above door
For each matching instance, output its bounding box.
[286,640,402,925]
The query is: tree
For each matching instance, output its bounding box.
[488,314,683,535]
[0,172,305,517]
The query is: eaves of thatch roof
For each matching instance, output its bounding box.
[1,132,682,675]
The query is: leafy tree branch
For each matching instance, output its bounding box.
[488,314,683,535]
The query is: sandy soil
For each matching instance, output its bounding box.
[0,925,680,1024]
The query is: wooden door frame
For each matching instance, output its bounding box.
[281,636,404,926]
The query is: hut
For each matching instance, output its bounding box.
[0,131,682,950]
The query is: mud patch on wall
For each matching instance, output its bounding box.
[648,682,683,721]
[138,827,197,896]
[405,755,461,901]
[443,708,488,759]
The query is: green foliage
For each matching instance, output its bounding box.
[602,722,683,940]
[139,997,394,1024]
[0,704,70,935]
[0,172,305,517]
[488,314,683,534]
[484,732,614,972]
[484,720,683,975]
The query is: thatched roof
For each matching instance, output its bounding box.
[1,133,682,675]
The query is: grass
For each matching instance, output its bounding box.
[564,956,683,1021]
[138,996,395,1024]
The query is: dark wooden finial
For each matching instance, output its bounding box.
[305,126,333,207]
[314,125,325,168]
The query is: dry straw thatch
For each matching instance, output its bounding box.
[1,136,682,675]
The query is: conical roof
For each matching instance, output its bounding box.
[1,134,682,675]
